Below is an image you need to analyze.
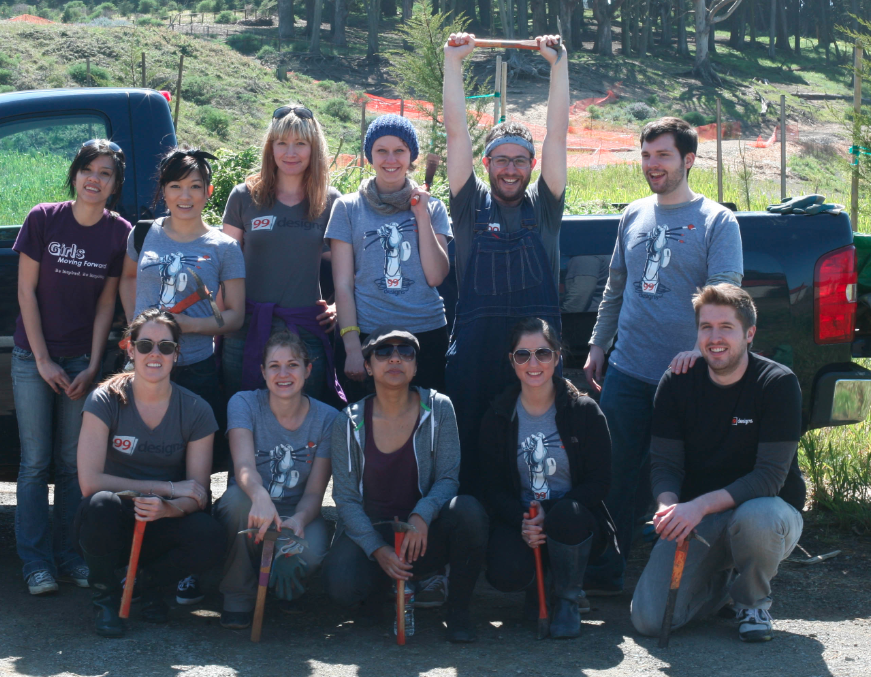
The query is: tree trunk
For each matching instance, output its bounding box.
[818,0,829,64]
[548,0,559,30]
[592,0,614,55]
[677,0,688,55]
[278,0,294,39]
[402,0,412,21]
[692,0,719,82]
[709,18,716,52]
[333,0,348,45]
[304,0,314,35]
[729,2,744,48]
[559,0,576,50]
[516,0,528,37]
[793,0,800,53]
[572,2,584,45]
[639,0,651,54]
[776,0,790,50]
[749,0,756,44]
[620,3,632,54]
[768,0,776,57]
[382,0,397,17]
[661,0,673,47]
[531,0,547,34]
[310,0,322,51]
[367,0,380,57]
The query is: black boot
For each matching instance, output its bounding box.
[547,534,593,639]
[139,569,170,624]
[81,547,125,638]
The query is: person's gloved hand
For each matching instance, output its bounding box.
[269,549,308,601]
[767,195,825,214]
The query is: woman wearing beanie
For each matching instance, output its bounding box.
[326,114,451,403]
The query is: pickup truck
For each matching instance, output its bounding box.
[1,86,870,479]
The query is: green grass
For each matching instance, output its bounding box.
[0,151,68,224]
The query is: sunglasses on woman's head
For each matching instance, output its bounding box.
[131,339,178,355]
[372,344,416,361]
[273,106,314,121]
[83,139,122,153]
[511,348,557,365]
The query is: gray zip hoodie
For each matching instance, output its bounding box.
[330,387,461,558]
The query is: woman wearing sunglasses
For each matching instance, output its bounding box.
[214,330,339,630]
[323,326,488,643]
[327,114,451,403]
[12,139,132,596]
[74,308,226,637]
[221,105,344,406]
[479,317,616,639]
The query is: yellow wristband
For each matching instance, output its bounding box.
[340,325,361,338]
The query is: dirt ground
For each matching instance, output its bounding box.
[0,476,869,677]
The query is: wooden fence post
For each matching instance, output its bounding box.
[494,55,502,125]
[716,97,723,203]
[500,62,507,122]
[86,57,91,87]
[360,99,368,167]
[141,52,146,88]
[173,54,184,130]
[852,45,863,232]
[780,94,787,202]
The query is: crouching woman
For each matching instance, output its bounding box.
[214,330,340,630]
[480,317,616,639]
[322,327,488,643]
[75,308,226,638]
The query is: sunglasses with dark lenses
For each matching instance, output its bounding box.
[273,106,314,121]
[132,339,178,356]
[511,348,557,365]
[83,139,123,153]
[372,344,417,361]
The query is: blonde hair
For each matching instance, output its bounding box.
[245,109,330,220]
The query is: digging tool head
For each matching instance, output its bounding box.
[687,530,710,548]
[238,527,310,549]
[372,518,418,534]
[554,17,564,63]
[115,490,144,499]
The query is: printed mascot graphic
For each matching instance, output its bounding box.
[517,431,562,501]
[364,219,416,294]
[142,253,211,306]
[630,224,687,297]
[256,442,317,499]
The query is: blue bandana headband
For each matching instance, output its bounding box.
[484,135,536,158]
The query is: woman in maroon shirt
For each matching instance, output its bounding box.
[12,140,131,596]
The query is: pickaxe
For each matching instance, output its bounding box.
[528,503,549,640]
[114,490,161,618]
[448,18,564,63]
[374,517,418,645]
[237,526,307,642]
[658,529,711,648]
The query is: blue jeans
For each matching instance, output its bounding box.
[585,365,658,591]
[171,354,227,469]
[12,347,91,578]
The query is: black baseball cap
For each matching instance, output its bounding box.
[361,326,420,358]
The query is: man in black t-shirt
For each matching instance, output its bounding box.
[630,284,804,644]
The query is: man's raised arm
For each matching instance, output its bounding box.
[538,35,569,197]
[443,33,476,197]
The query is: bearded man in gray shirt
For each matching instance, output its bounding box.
[581,117,744,595]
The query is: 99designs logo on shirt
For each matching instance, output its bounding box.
[113,436,139,455]
[732,417,753,426]
[251,216,276,232]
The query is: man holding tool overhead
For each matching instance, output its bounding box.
[442,30,569,496]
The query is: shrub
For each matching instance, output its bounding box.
[216,9,233,22]
[227,31,261,54]
[136,14,159,23]
[256,44,276,59]
[138,0,157,11]
[197,105,231,139]
[62,4,85,21]
[0,68,12,86]
[96,1,117,15]
[682,110,706,126]
[645,93,659,106]
[196,0,213,11]
[322,97,353,122]
[587,104,601,120]
[626,101,657,121]
[0,85,14,94]
[88,16,129,25]
[213,0,225,10]
[117,0,133,14]
[202,146,259,224]
[183,76,224,105]
[67,62,112,86]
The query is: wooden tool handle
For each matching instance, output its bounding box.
[658,538,691,648]
[250,538,276,643]
[119,519,146,619]
[448,37,540,50]
[395,531,406,645]
[529,504,547,621]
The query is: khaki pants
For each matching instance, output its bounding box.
[630,496,802,636]
[214,484,328,612]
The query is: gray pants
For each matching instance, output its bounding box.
[631,497,802,636]
[214,484,329,612]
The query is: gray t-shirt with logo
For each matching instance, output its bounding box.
[597,194,743,384]
[84,381,218,482]
[515,398,571,505]
[127,220,246,366]
[226,389,339,512]
[325,191,452,334]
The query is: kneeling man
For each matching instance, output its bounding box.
[631,283,804,643]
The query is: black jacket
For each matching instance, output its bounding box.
[479,378,618,550]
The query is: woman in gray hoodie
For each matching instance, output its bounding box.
[322,326,488,643]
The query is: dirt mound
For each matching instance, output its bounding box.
[6,14,55,24]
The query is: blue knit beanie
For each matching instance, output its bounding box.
[364,114,419,164]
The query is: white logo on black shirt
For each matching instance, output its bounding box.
[732,417,753,425]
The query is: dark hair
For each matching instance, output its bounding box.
[508,317,563,354]
[692,283,757,332]
[100,308,181,405]
[640,117,698,159]
[152,146,217,208]
[484,121,535,150]
[262,330,312,368]
[66,140,125,208]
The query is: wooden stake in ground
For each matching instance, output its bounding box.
[86,57,91,87]
[780,95,787,202]
[494,55,502,124]
[716,98,723,203]
[852,46,863,232]
[360,98,368,167]
[173,54,184,130]
[141,52,146,88]
[500,63,507,122]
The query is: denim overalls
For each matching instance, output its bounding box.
[445,193,562,495]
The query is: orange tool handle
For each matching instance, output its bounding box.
[395,531,406,645]
[119,518,146,618]
[448,37,540,50]
[529,504,547,622]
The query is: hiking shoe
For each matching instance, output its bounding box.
[220,610,253,629]
[120,573,141,603]
[445,608,477,643]
[26,570,58,595]
[736,607,773,642]
[58,564,90,588]
[176,575,205,605]
[415,574,448,608]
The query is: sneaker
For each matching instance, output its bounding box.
[415,574,448,608]
[736,607,773,642]
[26,570,59,596]
[445,608,477,643]
[220,610,253,629]
[176,575,205,605]
[583,583,623,597]
[119,574,142,602]
[58,564,90,588]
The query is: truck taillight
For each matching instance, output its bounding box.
[814,244,857,344]
[160,90,172,103]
